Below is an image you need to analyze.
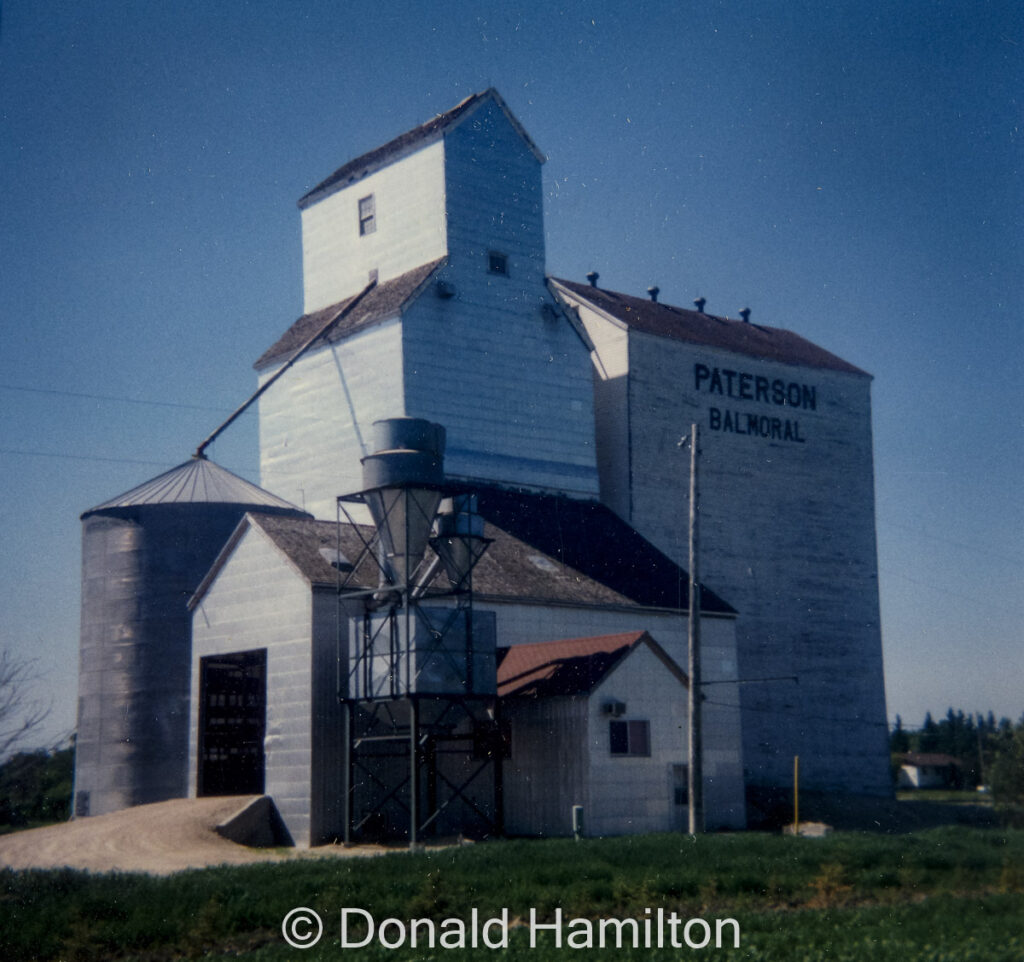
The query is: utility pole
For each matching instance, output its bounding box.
[685,423,704,834]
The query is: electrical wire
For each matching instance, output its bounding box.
[0,382,231,413]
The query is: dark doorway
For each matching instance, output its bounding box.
[198,649,267,796]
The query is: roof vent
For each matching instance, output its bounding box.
[739,308,751,323]
[647,286,660,303]
[586,271,599,288]
[694,297,706,313]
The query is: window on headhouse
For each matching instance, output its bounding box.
[358,194,376,236]
[609,719,650,756]
[488,251,508,276]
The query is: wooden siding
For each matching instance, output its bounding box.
[402,99,598,496]
[189,525,317,846]
[481,600,746,830]
[502,696,588,836]
[585,645,688,836]
[586,312,631,518]
[257,319,405,519]
[576,302,890,796]
[310,589,346,844]
[300,140,447,313]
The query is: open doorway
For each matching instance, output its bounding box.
[198,649,267,796]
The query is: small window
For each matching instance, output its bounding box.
[358,194,376,236]
[488,251,508,276]
[609,719,650,756]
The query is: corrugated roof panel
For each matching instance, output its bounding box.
[83,457,302,515]
[497,631,648,697]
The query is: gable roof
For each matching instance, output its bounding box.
[82,457,305,519]
[551,278,868,377]
[189,494,734,615]
[472,485,734,614]
[254,259,444,370]
[298,88,544,209]
[497,630,687,698]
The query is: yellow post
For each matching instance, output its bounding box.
[793,755,800,836]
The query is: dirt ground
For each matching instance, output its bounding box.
[0,797,390,876]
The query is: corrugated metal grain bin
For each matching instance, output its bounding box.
[74,457,307,817]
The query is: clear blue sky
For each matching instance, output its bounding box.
[1,0,1020,747]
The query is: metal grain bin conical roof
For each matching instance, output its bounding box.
[82,456,301,517]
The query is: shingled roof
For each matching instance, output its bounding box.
[226,512,639,608]
[298,88,544,209]
[254,259,444,371]
[497,630,687,698]
[471,485,734,614]
[551,278,868,376]
[191,490,733,615]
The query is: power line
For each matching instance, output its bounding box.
[0,383,233,413]
[0,448,177,468]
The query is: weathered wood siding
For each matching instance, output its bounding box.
[481,600,746,830]
[310,588,346,844]
[300,140,447,313]
[502,696,588,836]
[575,302,890,796]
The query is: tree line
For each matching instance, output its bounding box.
[891,708,1024,803]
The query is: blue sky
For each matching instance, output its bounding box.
[1,0,1020,747]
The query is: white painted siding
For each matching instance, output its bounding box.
[189,525,316,846]
[575,301,890,796]
[585,646,689,836]
[585,310,631,518]
[301,140,447,313]
[257,319,405,519]
[481,600,746,830]
[401,100,599,496]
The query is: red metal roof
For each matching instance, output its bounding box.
[552,278,868,376]
[497,630,687,698]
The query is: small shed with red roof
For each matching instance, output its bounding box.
[498,630,744,836]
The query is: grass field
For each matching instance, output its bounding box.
[3,827,1024,960]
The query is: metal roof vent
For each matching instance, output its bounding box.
[739,308,751,323]
[586,271,599,287]
[694,297,706,313]
[647,286,660,303]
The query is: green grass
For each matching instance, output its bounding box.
[2,828,1024,961]
[895,789,992,805]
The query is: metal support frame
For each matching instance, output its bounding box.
[334,491,502,845]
